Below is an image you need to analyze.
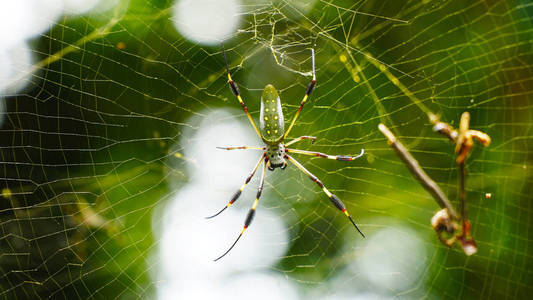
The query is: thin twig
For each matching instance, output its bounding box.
[378,124,459,220]
[459,162,466,223]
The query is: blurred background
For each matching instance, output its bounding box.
[0,0,531,299]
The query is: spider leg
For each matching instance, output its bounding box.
[286,148,364,161]
[283,48,316,139]
[221,43,262,138]
[214,158,268,261]
[216,146,265,151]
[285,154,365,237]
[206,154,265,219]
[284,136,316,147]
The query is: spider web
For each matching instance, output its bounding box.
[1,0,532,299]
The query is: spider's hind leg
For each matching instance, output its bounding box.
[221,43,262,138]
[284,49,316,139]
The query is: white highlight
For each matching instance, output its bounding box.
[62,0,102,15]
[0,43,34,96]
[323,223,429,298]
[183,112,258,188]
[0,0,118,97]
[0,97,4,128]
[0,1,61,47]
[355,226,427,291]
[154,110,296,299]
[172,0,241,45]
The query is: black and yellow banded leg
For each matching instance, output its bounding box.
[214,158,268,261]
[216,146,265,151]
[283,49,316,139]
[222,43,262,138]
[286,148,364,161]
[285,154,365,237]
[284,136,317,147]
[206,154,266,219]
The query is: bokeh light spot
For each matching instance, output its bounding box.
[0,43,34,96]
[356,226,427,292]
[172,0,241,45]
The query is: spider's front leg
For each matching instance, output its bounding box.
[214,158,268,261]
[286,154,365,237]
[206,154,265,219]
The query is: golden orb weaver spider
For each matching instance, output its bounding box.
[209,44,365,261]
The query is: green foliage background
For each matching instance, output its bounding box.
[0,0,532,298]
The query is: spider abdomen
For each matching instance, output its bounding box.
[259,84,285,144]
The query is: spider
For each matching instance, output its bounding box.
[209,44,365,261]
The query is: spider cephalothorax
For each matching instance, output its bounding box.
[208,43,365,261]
[266,143,286,170]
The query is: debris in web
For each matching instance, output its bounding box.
[429,112,491,255]
[379,116,491,256]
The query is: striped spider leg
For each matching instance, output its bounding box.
[213,156,268,261]
[283,49,316,140]
[285,154,365,237]
[286,148,364,161]
[284,135,317,147]
[221,43,262,139]
[206,153,266,219]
